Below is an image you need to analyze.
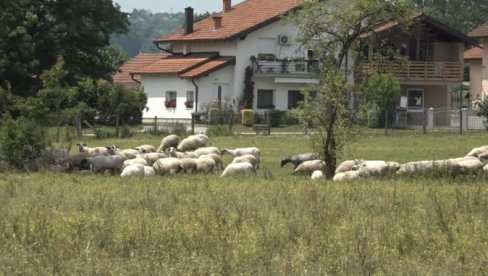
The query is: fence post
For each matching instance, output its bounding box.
[459,109,463,134]
[191,113,195,134]
[462,108,468,131]
[153,116,157,132]
[423,108,427,134]
[427,107,434,129]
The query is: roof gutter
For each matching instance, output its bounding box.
[129,73,141,84]
[154,42,174,54]
[191,78,199,112]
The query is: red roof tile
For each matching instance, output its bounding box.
[180,57,235,78]
[131,53,217,74]
[155,0,302,43]
[464,46,483,60]
[112,53,167,84]
[469,24,488,37]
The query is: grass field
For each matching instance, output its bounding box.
[1,129,488,274]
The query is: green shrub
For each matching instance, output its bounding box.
[94,128,116,139]
[241,109,254,126]
[283,111,299,125]
[119,125,134,138]
[0,117,47,170]
[208,107,220,125]
[169,122,188,136]
[206,125,233,137]
[268,109,284,127]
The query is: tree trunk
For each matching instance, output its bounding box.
[384,110,388,136]
[324,105,338,178]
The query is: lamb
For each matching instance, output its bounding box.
[81,154,126,173]
[179,158,198,173]
[199,153,224,170]
[232,154,259,169]
[169,147,198,159]
[193,146,220,157]
[221,162,255,177]
[311,170,324,180]
[136,152,167,166]
[77,143,113,156]
[221,147,261,168]
[120,164,145,177]
[333,170,360,182]
[122,157,148,168]
[281,152,319,168]
[177,134,209,152]
[153,157,181,175]
[134,144,156,153]
[195,157,216,173]
[335,159,363,174]
[157,134,180,152]
[293,160,325,175]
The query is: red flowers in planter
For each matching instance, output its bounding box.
[165,99,176,108]
[184,101,194,108]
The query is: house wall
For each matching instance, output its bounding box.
[400,84,448,109]
[434,42,463,62]
[469,59,482,100]
[252,77,316,111]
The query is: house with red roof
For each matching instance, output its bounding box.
[126,0,319,121]
[464,46,483,102]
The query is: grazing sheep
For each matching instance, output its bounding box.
[77,143,113,156]
[143,166,156,177]
[335,159,363,174]
[465,145,488,158]
[232,154,259,169]
[179,158,198,173]
[357,160,389,177]
[221,162,255,177]
[221,147,260,159]
[120,164,145,177]
[122,157,148,168]
[294,160,326,175]
[483,164,488,174]
[136,152,167,166]
[386,161,401,173]
[81,155,126,173]
[333,170,360,182]
[177,134,209,152]
[195,157,216,173]
[311,170,324,180]
[199,153,224,170]
[449,156,484,175]
[134,144,156,153]
[193,146,220,157]
[67,152,92,169]
[281,152,319,168]
[113,148,140,159]
[169,147,198,159]
[157,134,180,152]
[396,160,436,175]
[153,157,181,175]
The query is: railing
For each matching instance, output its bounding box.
[252,58,319,76]
[359,61,463,82]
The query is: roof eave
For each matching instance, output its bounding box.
[180,57,236,79]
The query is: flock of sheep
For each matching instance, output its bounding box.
[44,133,488,181]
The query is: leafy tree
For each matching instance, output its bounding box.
[0,0,129,96]
[239,66,255,109]
[361,73,401,135]
[288,0,413,178]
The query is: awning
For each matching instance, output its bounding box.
[274,77,320,84]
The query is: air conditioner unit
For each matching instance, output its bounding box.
[278,34,291,45]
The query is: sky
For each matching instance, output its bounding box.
[114,0,245,14]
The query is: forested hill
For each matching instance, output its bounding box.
[110,9,184,57]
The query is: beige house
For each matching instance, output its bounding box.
[464,46,483,101]
[360,13,476,113]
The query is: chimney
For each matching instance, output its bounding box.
[212,15,223,30]
[223,0,232,13]
[184,7,194,35]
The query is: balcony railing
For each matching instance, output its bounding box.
[358,61,463,82]
[252,58,319,76]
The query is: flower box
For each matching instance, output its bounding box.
[184,101,194,109]
[165,100,176,108]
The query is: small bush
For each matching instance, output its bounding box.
[208,107,220,125]
[283,111,299,125]
[119,125,134,138]
[94,128,116,139]
[268,109,285,127]
[206,125,233,137]
[170,122,188,136]
[241,109,254,126]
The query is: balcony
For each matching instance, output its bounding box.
[358,61,463,82]
[251,56,319,78]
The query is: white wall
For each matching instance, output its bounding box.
[253,77,317,111]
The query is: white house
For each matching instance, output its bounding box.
[129,0,320,121]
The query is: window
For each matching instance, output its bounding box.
[288,90,304,109]
[165,91,176,108]
[257,89,274,109]
[185,91,194,108]
[407,89,424,109]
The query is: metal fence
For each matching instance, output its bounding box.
[395,108,486,131]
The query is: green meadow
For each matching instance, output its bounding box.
[1,130,488,274]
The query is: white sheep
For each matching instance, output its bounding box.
[134,144,156,153]
[333,170,360,182]
[67,152,92,169]
[396,160,437,175]
[81,155,126,173]
[483,164,488,174]
[177,134,209,152]
[232,154,259,169]
[122,157,148,168]
[143,166,156,177]
[169,147,198,159]
[465,145,488,158]
[448,156,484,175]
[294,160,325,175]
[221,162,255,177]
[113,148,140,159]
[195,157,216,173]
[136,152,167,166]
[311,170,324,180]
[120,164,145,177]
[199,153,224,170]
[193,146,220,157]
[153,157,181,175]
[179,158,198,173]
[386,161,401,173]
[77,143,113,156]
[157,134,180,152]
[357,160,389,177]
[221,147,260,159]
[335,159,363,174]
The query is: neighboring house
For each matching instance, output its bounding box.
[112,53,167,87]
[359,13,476,117]
[466,24,488,102]
[464,46,483,101]
[128,0,320,121]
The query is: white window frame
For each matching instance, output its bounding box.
[165,91,177,108]
[407,88,424,111]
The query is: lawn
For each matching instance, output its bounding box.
[1,129,488,274]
